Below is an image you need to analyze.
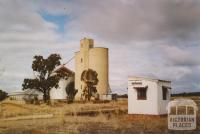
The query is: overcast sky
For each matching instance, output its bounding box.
[0,0,200,94]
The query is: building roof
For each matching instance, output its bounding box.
[8,89,42,96]
[128,76,171,83]
[24,89,43,95]
[8,91,27,96]
[53,65,74,76]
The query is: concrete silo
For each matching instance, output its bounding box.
[89,48,109,95]
[75,38,109,100]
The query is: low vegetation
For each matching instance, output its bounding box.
[0,97,199,134]
[0,89,7,101]
[172,92,200,97]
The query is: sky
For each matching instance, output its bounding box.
[0,0,200,94]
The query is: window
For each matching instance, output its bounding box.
[136,88,147,100]
[162,86,168,100]
[81,58,83,63]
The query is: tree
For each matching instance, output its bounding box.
[22,54,69,103]
[81,69,99,101]
[65,81,77,103]
[0,90,8,101]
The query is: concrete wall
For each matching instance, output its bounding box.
[50,77,74,100]
[89,48,108,95]
[75,52,83,99]
[157,81,171,115]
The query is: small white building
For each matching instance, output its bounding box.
[50,65,75,100]
[128,76,171,115]
[8,89,43,101]
[8,91,27,101]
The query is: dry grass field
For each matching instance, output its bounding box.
[0,97,199,134]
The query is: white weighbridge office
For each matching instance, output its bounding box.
[128,76,171,115]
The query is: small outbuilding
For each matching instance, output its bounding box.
[8,91,27,101]
[8,89,43,101]
[128,76,171,115]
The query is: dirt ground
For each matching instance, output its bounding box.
[0,97,199,134]
[0,114,199,134]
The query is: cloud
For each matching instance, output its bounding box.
[0,0,78,92]
[0,0,59,42]
[32,0,72,15]
[160,45,200,66]
[0,0,200,94]
[104,40,200,93]
[64,0,200,43]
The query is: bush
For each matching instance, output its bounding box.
[0,89,8,101]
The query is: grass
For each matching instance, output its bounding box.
[0,97,199,134]
[0,99,127,118]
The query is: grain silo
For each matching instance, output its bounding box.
[89,48,108,95]
[75,38,109,100]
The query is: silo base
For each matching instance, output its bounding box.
[99,94,117,101]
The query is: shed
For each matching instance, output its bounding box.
[128,76,171,115]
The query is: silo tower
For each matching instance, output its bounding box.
[75,38,109,100]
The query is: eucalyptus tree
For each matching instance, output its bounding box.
[22,54,69,103]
